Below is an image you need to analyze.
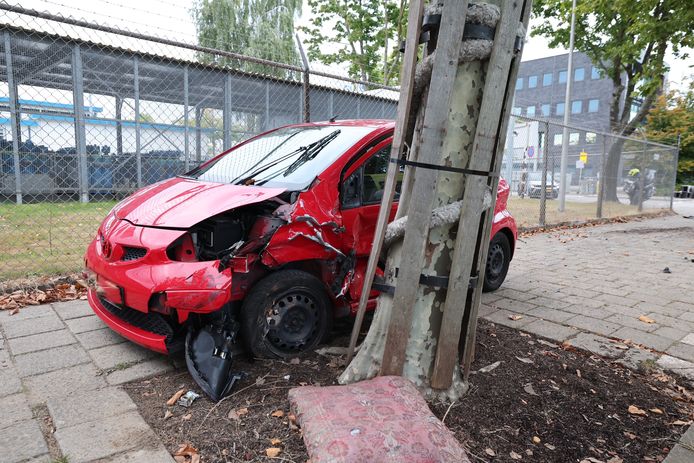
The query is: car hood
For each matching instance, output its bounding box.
[530,181,558,187]
[113,177,286,228]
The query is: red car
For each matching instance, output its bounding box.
[85,120,516,397]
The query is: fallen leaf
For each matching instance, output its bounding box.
[623,431,637,440]
[532,436,541,444]
[289,357,301,365]
[671,420,692,426]
[271,410,285,418]
[182,413,192,420]
[638,315,655,324]
[510,450,523,460]
[649,408,663,414]
[485,448,496,457]
[164,410,173,420]
[576,369,582,378]
[266,447,281,458]
[270,438,282,445]
[523,383,538,396]
[544,443,556,450]
[516,356,534,364]
[166,389,186,406]
[509,314,524,321]
[628,405,647,416]
[478,361,501,373]
[256,376,266,386]
[607,457,624,463]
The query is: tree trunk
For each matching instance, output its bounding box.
[339,60,486,400]
[602,137,626,202]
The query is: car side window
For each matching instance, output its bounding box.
[341,144,401,208]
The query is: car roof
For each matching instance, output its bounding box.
[284,119,395,130]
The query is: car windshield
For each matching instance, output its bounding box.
[185,125,374,190]
[528,172,558,184]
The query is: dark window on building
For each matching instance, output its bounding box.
[516,77,523,90]
[543,73,552,86]
[574,67,585,81]
[571,100,582,114]
[558,70,567,83]
[588,99,599,113]
[528,75,538,88]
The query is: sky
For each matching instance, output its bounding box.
[6,0,693,90]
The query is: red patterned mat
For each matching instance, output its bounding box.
[289,375,470,463]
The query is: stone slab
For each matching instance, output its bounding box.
[0,304,53,322]
[663,444,694,463]
[106,357,174,385]
[54,411,158,462]
[604,313,659,333]
[14,343,90,378]
[98,446,175,463]
[76,327,127,350]
[666,342,694,363]
[7,329,76,355]
[611,327,675,352]
[482,309,535,329]
[0,349,10,370]
[65,314,107,334]
[565,314,621,337]
[682,333,694,346]
[0,369,23,397]
[89,342,155,370]
[526,307,575,324]
[1,312,64,339]
[52,300,94,320]
[568,332,626,359]
[521,319,577,342]
[23,362,106,404]
[657,355,694,381]
[0,419,49,463]
[47,386,136,429]
[653,326,689,343]
[0,393,32,430]
[616,347,659,372]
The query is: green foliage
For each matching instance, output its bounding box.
[192,0,302,77]
[645,83,694,183]
[299,0,407,85]
[531,0,694,136]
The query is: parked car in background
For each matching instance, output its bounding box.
[527,172,559,199]
[84,120,517,398]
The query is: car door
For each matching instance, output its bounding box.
[339,139,401,257]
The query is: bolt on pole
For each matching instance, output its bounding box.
[558,0,576,212]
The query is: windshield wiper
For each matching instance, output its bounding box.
[229,131,302,185]
[240,129,341,185]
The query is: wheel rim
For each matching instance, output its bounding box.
[264,289,321,354]
[487,242,505,282]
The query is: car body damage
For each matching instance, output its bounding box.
[84,120,517,400]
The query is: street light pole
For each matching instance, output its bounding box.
[558,0,577,212]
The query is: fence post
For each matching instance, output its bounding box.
[670,134,680,210]
[72,44,89,203]
[539,121,549,226]
[4,32,22,205]
[195,107,202,162]
[183,65,190,171]
[264,81,270,130]
[329,93,334,118]
[597,135,607,218]
[223,73,232,150]
[638,140,646,212]
[133,56,142,188]
[295,33,310,123]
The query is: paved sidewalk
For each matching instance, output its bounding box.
[481,214,694,463]
[0,301,176,462]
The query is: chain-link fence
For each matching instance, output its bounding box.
[0,4,679,282]
[502,115,678,229]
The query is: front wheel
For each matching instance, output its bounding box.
[241,270,332,359]
[483,232,511,292]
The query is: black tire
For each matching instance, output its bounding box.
[241,270,332,359]
[483,232,511,292]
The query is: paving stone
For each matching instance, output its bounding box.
[663,444,694,463]
[54,411,157,462]
[616,347,659,372]
[482,309,535,329]
[47,386,136,429]
[7,329,76,355]
[562,304,611,319]
[0,393,32,430]
[525,307,574,323]
[23,363,106,404]
[653,326,689,343]
[89,342,156,370]
[521,319,578,343]
[0,419,49,463]
[488,298,537,314]
[526,296,572,310]
[65,314,106,334]
[1,312,64,339]
[611,327,675,352]
[679,312,694,323]
[98,445,175,463]
[666,342,694,363]
[647,303,686,319]
[565,314,621,336]
[478,304,497,318]
[76,327,126,350]
[682,333,694,346]
[647,313,694,332]
[0,304,53,322]
[15,343,90,378]
[106,357,174,385]
[0,369,22,397]
[568,332,626,359]
[0,349,10,370]
[53,300,94,320]
[657,355,694,381]
[604,313,659,333]
[679,424,694,448]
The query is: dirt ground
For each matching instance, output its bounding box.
[124,319,694,463]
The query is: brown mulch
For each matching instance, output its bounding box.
[124,319,693,463]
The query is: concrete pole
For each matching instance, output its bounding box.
[183,65,190,171]
[133,56,142,188]
[558,0,576,211]
[223,74,232,150]
[670,134,680,210]
[4,32,22,204]
[72,44,89,203]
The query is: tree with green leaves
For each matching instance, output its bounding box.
[645,83,694,184]
[532,0,694,201]
[192,0,302,76]
[299,0,407,85]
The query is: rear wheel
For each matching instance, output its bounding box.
[483,232,511,292]
[241,270,331,359]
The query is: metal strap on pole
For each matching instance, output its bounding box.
[345,0,425,365]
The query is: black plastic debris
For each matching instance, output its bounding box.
[663,267,672,274]
[185,323,244,401]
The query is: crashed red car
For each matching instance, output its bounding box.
[85,119,516,395]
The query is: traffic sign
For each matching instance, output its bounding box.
[579,151,588,164]
[527,146,535,158]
